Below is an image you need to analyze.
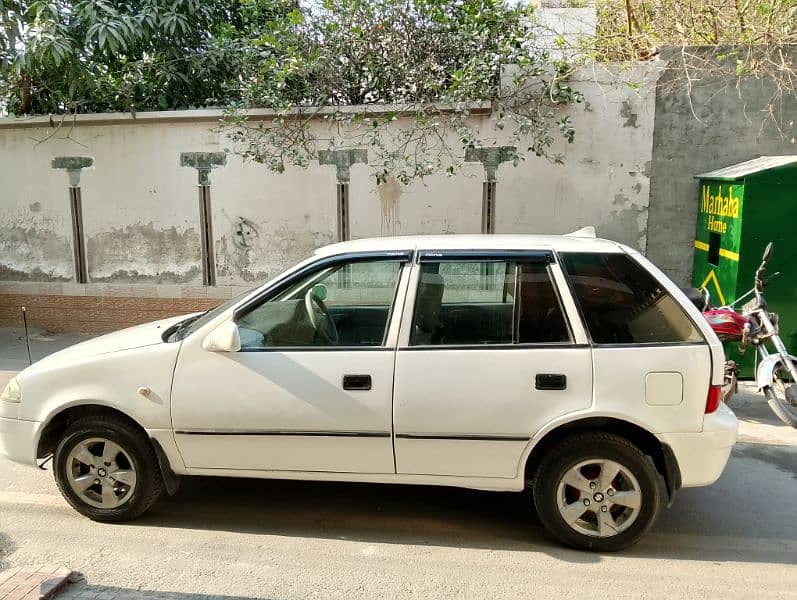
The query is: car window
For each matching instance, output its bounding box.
[236,260,403,348]
[410,260,570,346]
[561,252,704,344]
[516,263,571,343]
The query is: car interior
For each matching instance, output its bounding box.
[236,259,572,348]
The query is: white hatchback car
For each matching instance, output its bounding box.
[0,233,737,551]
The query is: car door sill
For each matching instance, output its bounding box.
[180,467,525,492]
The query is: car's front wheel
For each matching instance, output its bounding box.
[533,432,662,551]
[53,415,163,521]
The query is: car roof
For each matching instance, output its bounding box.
[314,233,627,257]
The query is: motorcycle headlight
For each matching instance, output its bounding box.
[0,377,21,403]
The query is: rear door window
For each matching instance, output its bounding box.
[410,259,570,346]
[561,252,704,345]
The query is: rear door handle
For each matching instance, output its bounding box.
[343,374,372,391]
[535,373,567,391]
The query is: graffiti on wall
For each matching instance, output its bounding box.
[232,217,260,250]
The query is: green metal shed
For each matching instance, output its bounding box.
[692,155,797,376]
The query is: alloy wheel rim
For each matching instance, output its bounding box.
[556,459,642,538]
[65,437,137,509]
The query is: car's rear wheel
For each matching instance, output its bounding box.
[53,415,163,521]
[533,432,662,551]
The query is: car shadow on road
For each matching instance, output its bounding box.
[135,443,797,566]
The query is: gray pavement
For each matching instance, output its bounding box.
[0,327,93,372]
[0,330,796,599]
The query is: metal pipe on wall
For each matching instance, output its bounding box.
[51,156,94,284]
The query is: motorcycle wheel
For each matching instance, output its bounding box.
[764,359,797,429]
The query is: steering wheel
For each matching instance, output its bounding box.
[304,288,339,344]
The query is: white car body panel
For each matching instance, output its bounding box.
[171,348,397,472]
[393,347,593,478]
[0,234,737,495]
[591,346,712,433]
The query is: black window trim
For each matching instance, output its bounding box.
[233,250,413,351]
[513,262,575,345]
[556,250,708,348]
[407,252,576,349]
[400,342,590,351]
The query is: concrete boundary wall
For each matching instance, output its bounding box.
[0,64,661,332]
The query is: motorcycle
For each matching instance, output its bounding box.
[686,242,797,428]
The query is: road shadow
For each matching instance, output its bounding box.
[0,532,16,572]
[135,443,796,565]
[727,384,797,430]
[56,582,264,600]
[728,394,783,426]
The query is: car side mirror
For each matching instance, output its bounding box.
[202,320,241,352]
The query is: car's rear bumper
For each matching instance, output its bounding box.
[0,416,39,466]
[659,402,738,488]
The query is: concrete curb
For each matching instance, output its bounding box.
[39,570,78,600]
[0,566,75,600]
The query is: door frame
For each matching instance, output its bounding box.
[169,250,415,474]
[390,248,593,478]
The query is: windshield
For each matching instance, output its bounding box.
[168,287,255,342]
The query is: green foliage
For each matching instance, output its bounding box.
[224,0,582,183]
[1,0,583,182]
[0,0,253,114]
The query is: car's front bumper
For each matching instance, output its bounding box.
[659,402,738,488]
[0,415,39,466]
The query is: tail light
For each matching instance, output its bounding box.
[705,385,722,414]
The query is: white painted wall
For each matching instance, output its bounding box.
[0,63,661,287]
[495,64,662,252]
[349,166,485,238]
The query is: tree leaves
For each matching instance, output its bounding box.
[224,0,581,182]
[1,0,582,183]
[1,0,252,115]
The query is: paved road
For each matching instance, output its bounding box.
[1,345,796,599]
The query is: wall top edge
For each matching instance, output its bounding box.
[0,102,493,130]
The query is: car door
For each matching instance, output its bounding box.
[170,252,411,474]
[393,250,593,479]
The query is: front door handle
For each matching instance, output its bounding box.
[536,373,567,391]
[343,374,372,391]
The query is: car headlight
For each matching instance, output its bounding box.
[0,377,21,403]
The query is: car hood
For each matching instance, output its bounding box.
[26,314,196,372]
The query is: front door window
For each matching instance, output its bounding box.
[236,260,403,348]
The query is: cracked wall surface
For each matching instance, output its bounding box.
[86,223,202,283]
[492,64,662,252]
[1,68,661,287]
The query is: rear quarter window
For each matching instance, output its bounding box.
[561,252,704,345]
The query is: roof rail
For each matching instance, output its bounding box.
[564,226,596,239]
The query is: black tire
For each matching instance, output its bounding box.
[53,414,163,522]
[765,386,797,428]
[763,359,797,428]
[533,432,662,552]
